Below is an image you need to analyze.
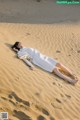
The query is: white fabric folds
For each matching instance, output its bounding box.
[17,47,58,72]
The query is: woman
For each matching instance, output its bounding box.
[12,42,78,84]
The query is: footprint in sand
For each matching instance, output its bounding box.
[37,115,46,120]
[41,108,50,116]
[13,110,32,120]
[60,93,64,97]
[9,100,16,106]
[8,94,13,99]
[0,108,3,110]
[65,94,71,98]
[51,98,62,109]
[50,116,55,120]
[56,50,61,53]
[53,82,56,85]
[58,83,62,88]
[77,50,80,53]
[35,105,56,120]
[26,33,31,36]
[56,98,62,103]
[35,92,40,97]
[1,96,16,106]
[51,103,61,109]
[71,48,73,51]
[35,105,50,116]
[8,92,30,107]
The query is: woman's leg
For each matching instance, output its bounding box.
[53,67,78,84]
[56,63,77,79]
[56,63,72,74]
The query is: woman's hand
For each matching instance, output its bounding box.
[27,57,33,62]
[29,66,34,70]
[13,48,19,52]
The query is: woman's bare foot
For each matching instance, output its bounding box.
[68,74,78,85]
[71,74,79,82]
[68,79,78,85]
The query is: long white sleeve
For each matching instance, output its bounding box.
[17,52,29,59]
[22,59,34,68]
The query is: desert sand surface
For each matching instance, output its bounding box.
[0,0,80,120]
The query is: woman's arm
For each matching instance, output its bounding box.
[17,53,34,70]
[22,59,34,70]
[18,55,34,70]
[12,48,18,52]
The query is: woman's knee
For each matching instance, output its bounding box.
[53,67,58,73]
[56,62,62,67]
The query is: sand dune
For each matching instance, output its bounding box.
[0,23,80,120]
[0,0,80,120]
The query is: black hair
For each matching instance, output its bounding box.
[12,42,20,51]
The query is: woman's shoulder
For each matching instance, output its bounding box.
[20,47,35,52]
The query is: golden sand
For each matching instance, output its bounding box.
[0,0,80,120]
[0,23,80,120]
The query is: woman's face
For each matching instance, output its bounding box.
[17,42,23,49]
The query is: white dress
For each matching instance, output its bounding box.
[17,47,58,72]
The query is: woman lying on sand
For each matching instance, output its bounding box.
[12,42,78,84]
